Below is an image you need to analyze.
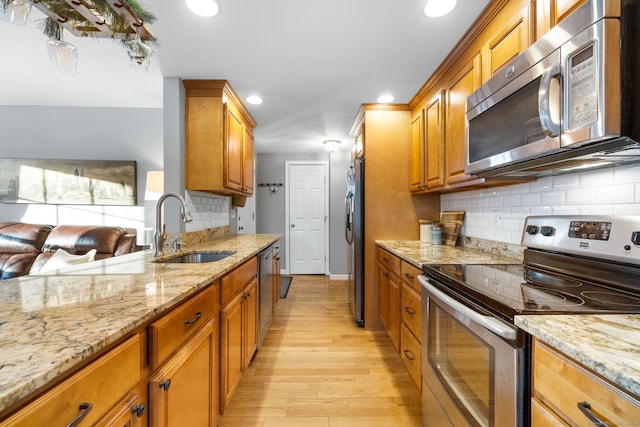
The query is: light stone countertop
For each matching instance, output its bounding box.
[0,233,280,415]
[516,314,640,399]
[376,239,521,267]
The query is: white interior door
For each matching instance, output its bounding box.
[286,161,328,275]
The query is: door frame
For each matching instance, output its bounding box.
[284,160,329,275]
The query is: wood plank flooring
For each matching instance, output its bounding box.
[219,275,422,427]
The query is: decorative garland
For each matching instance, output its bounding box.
[1,0,156,43]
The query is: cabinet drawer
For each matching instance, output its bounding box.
[150,285,215,369]
[377,247,400,274]
[221,257,257,305]
[401,282,422,339]
[400,322,422,392]
[400,261,421,292]
[533,339,640,425]
[2,334,140,427]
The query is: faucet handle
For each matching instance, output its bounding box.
[173,241,185,253]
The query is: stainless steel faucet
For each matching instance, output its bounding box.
[153,192,193,257]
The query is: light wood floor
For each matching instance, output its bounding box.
[219,275,422,427]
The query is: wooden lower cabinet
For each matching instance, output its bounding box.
[0,334,141,427]
[97,382,148,427]
[150,321,216,427]
[220,259,258,414]
[532,338,640,426]
[377,248,401,351]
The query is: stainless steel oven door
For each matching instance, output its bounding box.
[419,275,524,427]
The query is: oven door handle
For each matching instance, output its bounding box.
[419,275,516,341]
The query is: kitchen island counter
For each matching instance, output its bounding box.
[0,233,280,417]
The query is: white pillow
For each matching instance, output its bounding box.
[37,248,98,274]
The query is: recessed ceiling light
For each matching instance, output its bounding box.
[423,0,457,18]
[377,94,394,103]
[245,95,263,105]
[186,0,219,17]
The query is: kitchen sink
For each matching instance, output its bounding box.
[158,251,236,264]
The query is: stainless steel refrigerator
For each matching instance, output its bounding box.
[345,157,364,327]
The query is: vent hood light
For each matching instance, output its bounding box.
[424,0,457,18]
[245,95,263,105]
[186,0,219,17]
[377,94,394,103]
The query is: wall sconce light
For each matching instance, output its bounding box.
[126,37,152,71]
[0,0,31,25]
[145,170,164,201]
[323,139,342,152]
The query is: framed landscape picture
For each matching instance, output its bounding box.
[0,158,137,205]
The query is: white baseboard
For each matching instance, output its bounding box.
[329,274,349,280]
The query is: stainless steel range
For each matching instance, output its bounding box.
[419,215,640,427]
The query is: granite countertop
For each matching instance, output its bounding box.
[0,233,280,415]
[516,314,640,399]
[376,239,521,268]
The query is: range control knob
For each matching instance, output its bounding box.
[525,225,539,235]
[632,231,640,246]
[540,226,555,237]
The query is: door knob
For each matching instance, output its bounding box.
[291,224,295,228]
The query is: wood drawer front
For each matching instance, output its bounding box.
[2,334,140,427]
[150,286,215,369]
[377,247,400,275]
[400,261,422,292]
[221,256,257,305]
[400,322,422,392]
[533,339,640,425]
[401,282,422,339]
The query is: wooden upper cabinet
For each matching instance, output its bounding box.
[445,54,481,186]
[409,111,425,192]
[481,4,531,84]
[535,0,587,40]
[425,91,446,190]
[184,80,256,201]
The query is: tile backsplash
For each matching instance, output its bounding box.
[441,163,640,245]
[185,190,230,231]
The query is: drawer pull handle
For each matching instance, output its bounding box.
[382,272,389,278]
[184,311,203,325]
[577,401,607,427]
[159,379,172,391]
[67,402,93,427]
[132,403,146,417]
[403,349,416,361]
[405,273,414,280]
[404,306,416,315]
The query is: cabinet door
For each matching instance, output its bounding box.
[482,8,530,83]
[378,263,390,329]
[243,278,258,368]
[149,322,214,427]
[220,292,243,414]
[98,383,148,427]
[425,91,445,189]
[445,54,481,185]
[242,126,254,194]
[536,0,586,40]
[409,110,425,192]
[224,103,244,192]
[387,273,401,352]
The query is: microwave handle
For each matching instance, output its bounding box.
[538,62,561,138]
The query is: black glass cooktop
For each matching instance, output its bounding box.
[422,263,640,320]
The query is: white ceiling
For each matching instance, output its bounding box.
[0,0,491,153]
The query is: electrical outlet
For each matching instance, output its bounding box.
[492,212,503,229]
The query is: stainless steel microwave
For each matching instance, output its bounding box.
[466,0,640,178]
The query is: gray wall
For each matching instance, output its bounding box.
[255,150,351,276]
[0,105,163,233]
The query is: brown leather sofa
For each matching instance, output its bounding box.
[0,222,141,280]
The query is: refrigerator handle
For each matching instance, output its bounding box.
[345,192,353,244]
